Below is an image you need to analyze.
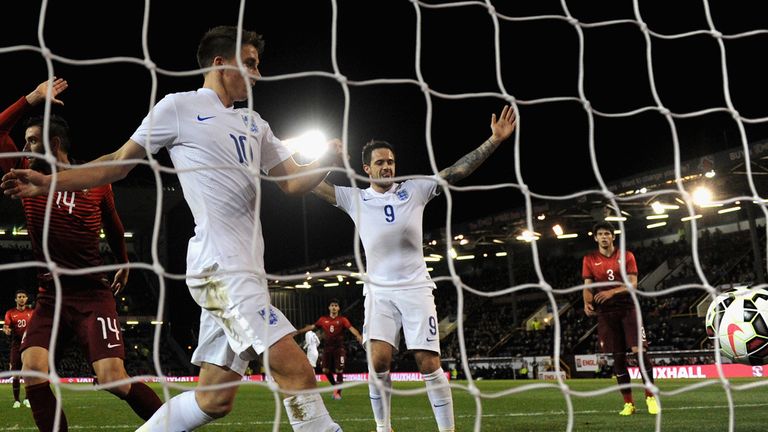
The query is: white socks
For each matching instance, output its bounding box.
[423,368,455,432]
[283,393,342,432]
[135,390,212,432]
[368,370,392,432]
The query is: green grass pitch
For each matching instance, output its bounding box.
[2,378,767,431]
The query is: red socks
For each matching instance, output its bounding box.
[26,381,68,432]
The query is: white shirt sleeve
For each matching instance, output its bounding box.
[334,185,356,214]
[130,95,179,155]
[408,176,441,204]
[259,124,293,174]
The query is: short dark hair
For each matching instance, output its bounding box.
[592,221,616,236]
[15,289,28,296]
[329,298,340,306]
[24,114,71,153]
[197,25,265,69]
[361,140,395,166]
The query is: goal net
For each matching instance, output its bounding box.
[2,1,768,431]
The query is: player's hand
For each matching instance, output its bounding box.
[2,327,10,336]
[111,267,130,296]
[26,77,68,107]
[320,138,344,167]
[584,302,596,317]
[2,169,50,198]
[593,289,615,304]
[489,105,517,145]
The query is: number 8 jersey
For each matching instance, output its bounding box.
[334,178,440,292]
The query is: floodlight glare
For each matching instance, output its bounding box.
[282,130,328,160]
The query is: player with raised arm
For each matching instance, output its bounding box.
[3,289,34,409]
[582,221,659,416]
[3,26,343,432]
[0,78,67,175]
[310,105,516,432]
[297,298,363,400]
[0,80,163,431]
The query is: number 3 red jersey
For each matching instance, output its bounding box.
[582,249,637,311]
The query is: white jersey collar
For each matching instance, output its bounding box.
[365,182,400,197]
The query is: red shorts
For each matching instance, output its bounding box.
[596,308,648,353]
[321,345,346,372]
[22,287,124,363]
[9,342,21,371]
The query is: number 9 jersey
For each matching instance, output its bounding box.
[334,178,440,292]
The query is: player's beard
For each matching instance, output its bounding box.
[28,157,52,174]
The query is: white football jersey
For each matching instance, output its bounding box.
[131,88,292,276]
[335,178,439,291]
[304,330,320,351]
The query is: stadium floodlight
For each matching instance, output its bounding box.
[717,206,741,214]
[646,221,667,229]
[516,230,540,242]
[704,169,716,178]
[604,216,626,221]
[692,186,713,206]
[646,214,668,220]
[681,214,703,221]
[282,129,328,160]
[556,233,578,239]
[552,224,564,236]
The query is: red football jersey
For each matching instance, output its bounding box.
[4,306,34,344]
[0,95,128,290]
[314,315,353,348]
[582,249,637,311]
[22,183,124,282]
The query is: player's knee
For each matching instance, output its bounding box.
[21,349,48,375]
[197,393,235,418]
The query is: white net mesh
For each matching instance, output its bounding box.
[3,1,768,431]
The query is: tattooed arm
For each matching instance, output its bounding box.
[438,105,516,185]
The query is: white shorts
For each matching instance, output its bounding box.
[187,272,295,376]
[307,348,319,367]
[363,287,440,353]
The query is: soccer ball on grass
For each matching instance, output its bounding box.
[705,287,768,365]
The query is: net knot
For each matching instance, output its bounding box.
[468,384,481,397]
[143,59,156,70]
[152,262,164,276]
[710,30,723,39]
